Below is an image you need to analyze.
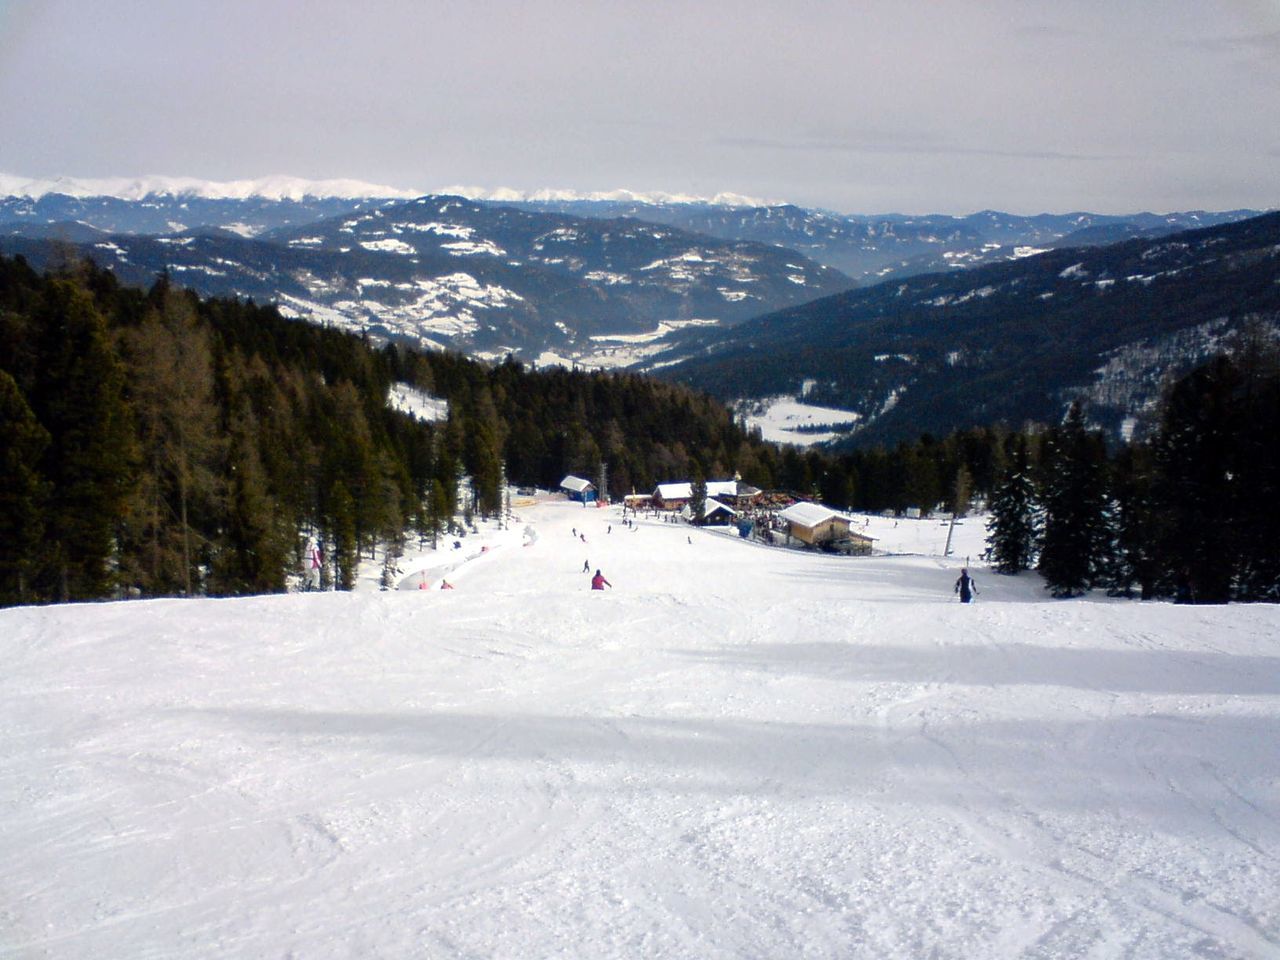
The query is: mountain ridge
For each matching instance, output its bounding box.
[0,193,852,362]
[651,211,1280,446]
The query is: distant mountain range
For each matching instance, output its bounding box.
[3,173,1261,283]
[0,173,421,201]
[502,198,1263,283]
[0,191,850,362]
[650,212,1280,446]
[2,175,1274,446]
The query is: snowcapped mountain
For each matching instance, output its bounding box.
[0,174,420,238]
[441,185,774,207]
[0,173,422,201]
[3,172,1260,283]
[1,174,1269,416]
[0,193,851,362]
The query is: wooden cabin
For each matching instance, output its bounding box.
[778,501,852,546]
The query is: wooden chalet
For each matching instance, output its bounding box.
[778,501,853,546]
[652,477,763,511]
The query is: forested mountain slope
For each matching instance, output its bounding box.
[502,197,1261,283]
[0,255,793,605]
[0,196,851,363]
[654,211,1280,446]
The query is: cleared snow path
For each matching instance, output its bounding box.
[2,502,1278,958]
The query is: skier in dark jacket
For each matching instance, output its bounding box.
[591,569,612,590]
[954,568,977,603]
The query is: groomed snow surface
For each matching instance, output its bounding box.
[3,503,1278,959]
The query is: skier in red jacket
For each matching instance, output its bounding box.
[591,569,612,590]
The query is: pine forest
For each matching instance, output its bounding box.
[1,254,1277,606]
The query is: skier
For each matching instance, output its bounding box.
[583,559,590,573]
[954,568,977,603]
[591,569,612,590]
[307,542,323,590]
[440,579,454,590]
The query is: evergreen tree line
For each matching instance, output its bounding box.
[0,256,445,603]
[986,330,1280,602]
[0,257,837,603]
[3,255,1276,605]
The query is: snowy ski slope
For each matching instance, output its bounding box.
[2,501,1277,958]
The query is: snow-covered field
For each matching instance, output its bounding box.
[734,396,860,446]
[3,503,1278,959]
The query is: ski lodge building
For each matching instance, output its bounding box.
[651,478,764,511]
[778,501,875,554]
[559,475,597,503]
[679,500,738,525]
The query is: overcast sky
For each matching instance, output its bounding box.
[1,0,1277,214]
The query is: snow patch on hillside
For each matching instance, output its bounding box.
[398,222,474,239]
[442,239,506,257]
[387,383,448,422]
[359,238,416,255]
[279,272,525,347]
[734,395,860,446]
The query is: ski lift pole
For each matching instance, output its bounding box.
[944,513,957,556]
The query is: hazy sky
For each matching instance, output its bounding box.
[1,0,1277,214]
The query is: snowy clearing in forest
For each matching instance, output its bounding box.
[735,395,861,446]
[386,383,448,423]
[3,503,1278,959]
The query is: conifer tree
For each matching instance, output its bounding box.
[690,474,707,525]
[30,279,136,600]
[424,478,449,548]
[329,479,358,590]
[1038,402,1109,597]
[1100,444,1157,598]
[985,433,1039,574]
[119,290,223,594]
[1149,356,1241,602]
[0,370,50,604]
[1219,326,1280,601]
[211,404,290,594]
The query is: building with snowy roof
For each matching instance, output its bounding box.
[679,500,738,526]
[559,475,596,502]
[652,478,762,510]
[778,501,856,547]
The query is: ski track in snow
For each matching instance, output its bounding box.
[2,502,1278,959]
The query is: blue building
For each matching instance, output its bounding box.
[559,475,597,503]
